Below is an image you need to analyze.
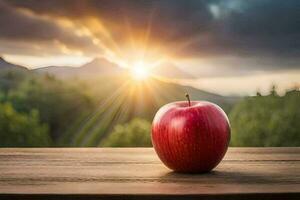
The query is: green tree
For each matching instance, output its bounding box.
[7,75,93,141]
[229,90,300,147]
[101,118,152,147]
[0,103,51,147]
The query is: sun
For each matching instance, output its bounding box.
[130,61,150,81]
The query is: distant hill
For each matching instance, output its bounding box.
[0,57,28,71]
[35,57,125,78]
[0,56,240,112]
[0,56,239,112]
[35,58,195,79]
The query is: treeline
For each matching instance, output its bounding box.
[103,88,300,147]
[0,69,299,147]
[230,87,300,146]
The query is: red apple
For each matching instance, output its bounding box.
[151,94,230,173]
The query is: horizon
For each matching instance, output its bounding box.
[1,55,298,97]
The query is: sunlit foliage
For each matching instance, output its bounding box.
[6,74,94,141]
[0,103,51,147]
[230,89,300,147]
[101,118,152,147]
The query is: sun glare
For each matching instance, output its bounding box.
[130,61,150,81]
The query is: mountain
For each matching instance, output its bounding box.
[0,57,240,147]
[151,62,194,79]
[0,57,28,71]
[36,58,195,79]
[35,57,124,78]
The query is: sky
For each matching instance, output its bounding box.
[0,0,299,95]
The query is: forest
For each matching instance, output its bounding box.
[0,65,299,147]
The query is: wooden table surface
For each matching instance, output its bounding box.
[0,148,299,200]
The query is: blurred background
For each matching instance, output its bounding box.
[0,0,299,147]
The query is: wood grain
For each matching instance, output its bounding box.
[0,148,299,200]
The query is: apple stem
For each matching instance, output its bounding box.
[185,93,191,106]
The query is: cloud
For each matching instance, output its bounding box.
[179,56,300,79]
[212,0,300,57]
[0,0,98,56]
[1,0,300,74]
[5,0,215,51]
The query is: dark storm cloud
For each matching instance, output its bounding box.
[2,0,300,71]
[215,0,300,57]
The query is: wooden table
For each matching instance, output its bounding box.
[0,148,299,200]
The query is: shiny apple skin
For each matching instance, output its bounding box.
[151,101,230,173]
